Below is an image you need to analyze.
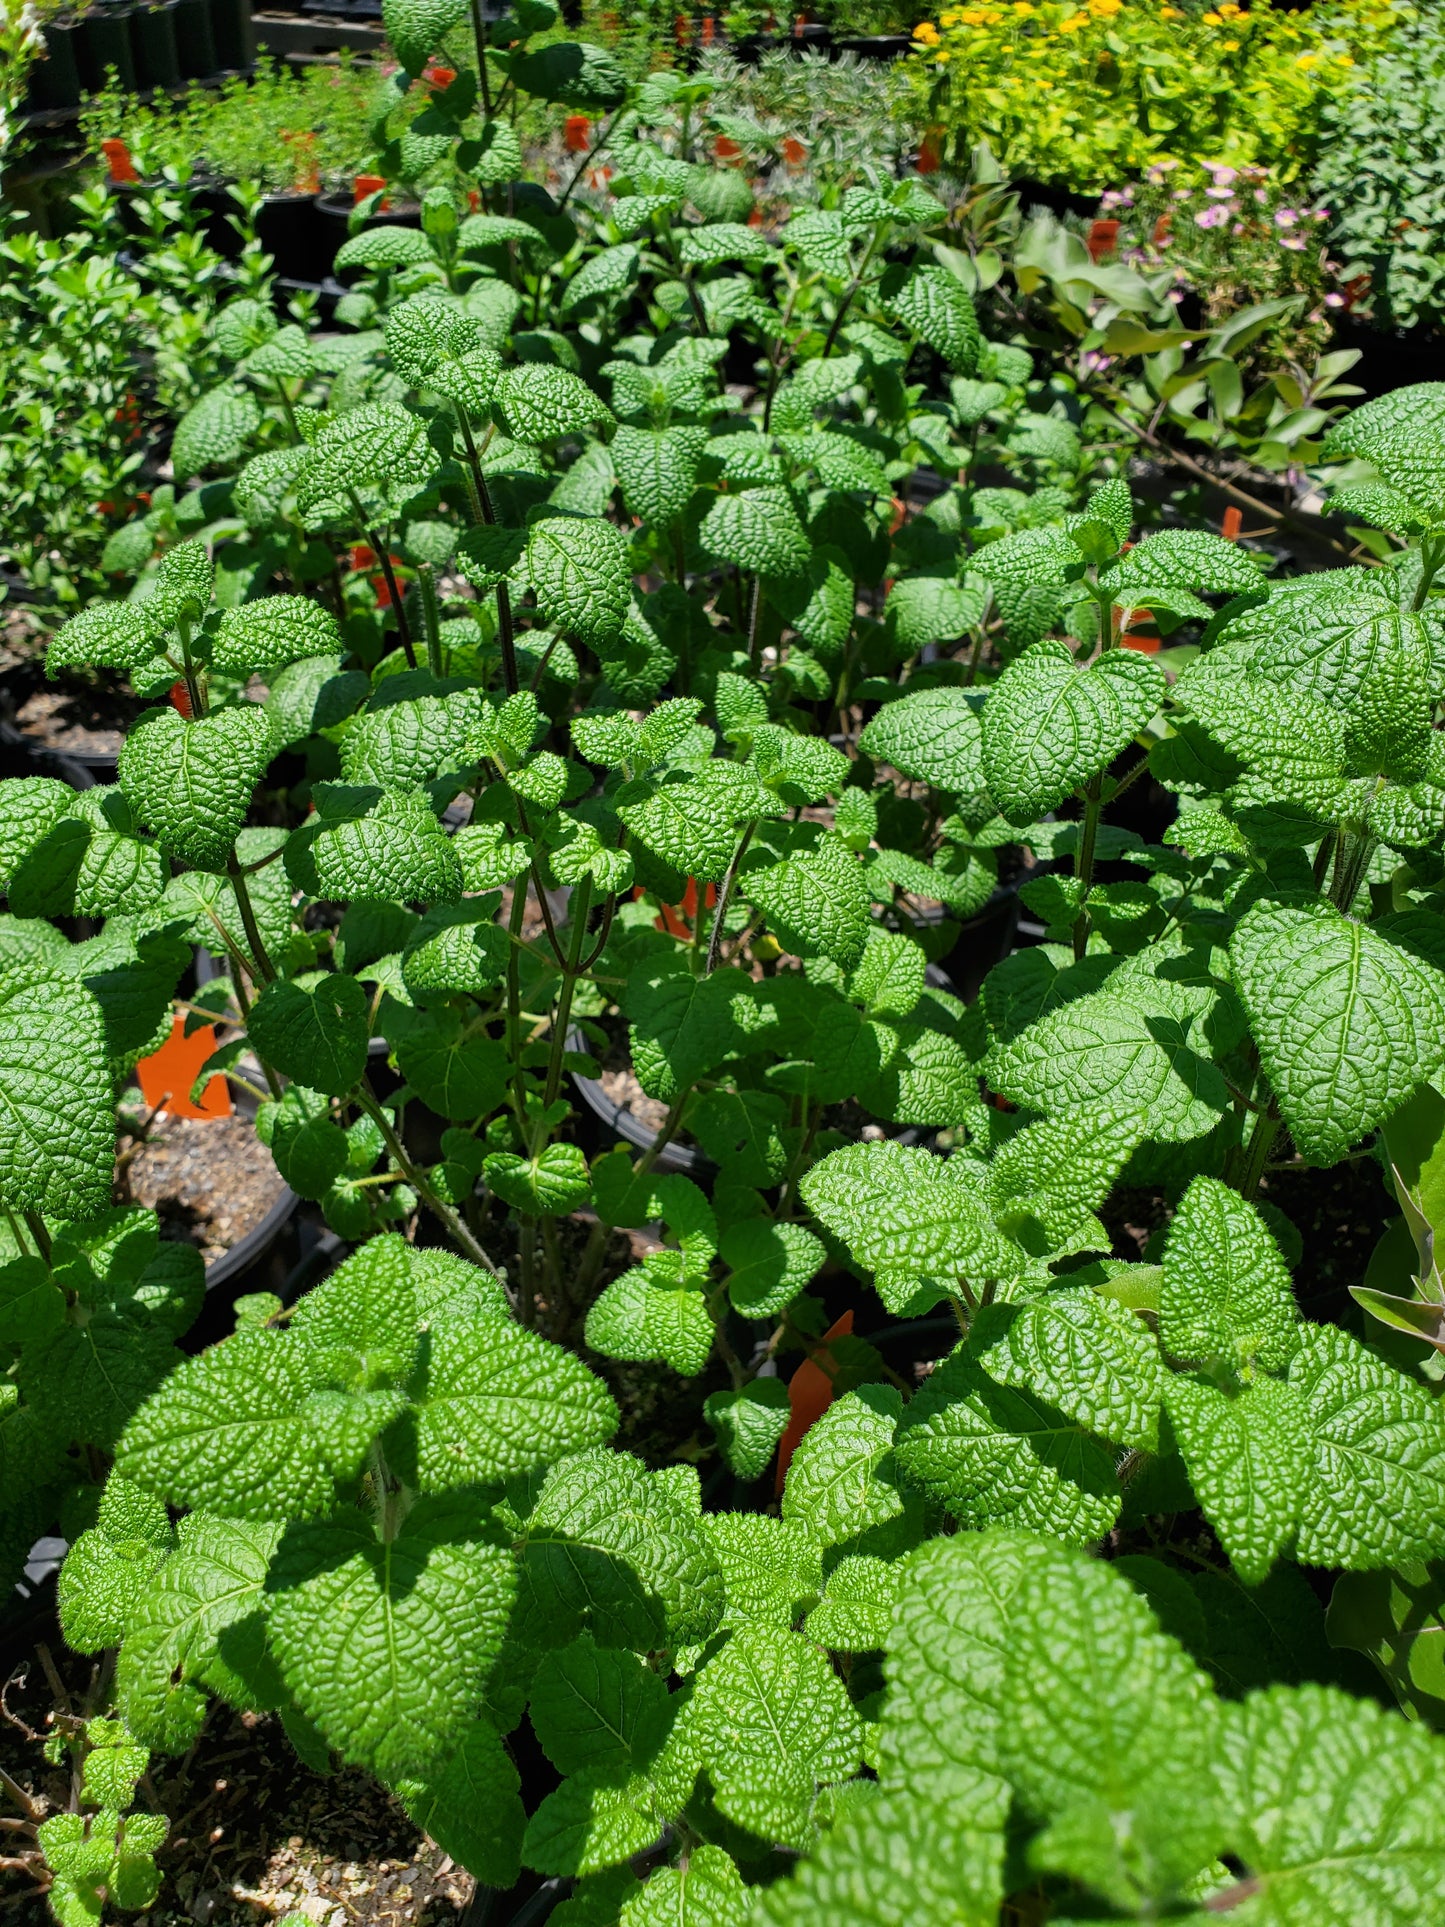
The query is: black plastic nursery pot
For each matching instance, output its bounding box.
[255,190,329,282]
[313,191,424,278]
[0,719,96,793]
[130,0,181,89]
[208,0,253,70]
[74,2,138,95]
[25,16,85,113]
[1329,312,1445,403]
[830,33,912,57]
[171,0,217,77]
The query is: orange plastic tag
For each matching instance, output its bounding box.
[136,1017,232,1120]
[775,1309,855,1492]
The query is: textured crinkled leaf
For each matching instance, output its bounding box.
[296,403,436,525]
[482,1142,589,1215]
[700,487,811,578]
[705,1380,790,1481]
[617,769,757,883]
[520,1448,723,1652]
[678,222,769,266]
[1177,648,1347,775]
[292,786,462,904]
[523,1771,662,1877]
[334,225,438,271]
[1230,903,1445,1163]
[742,835,870,968]
[266,1496,515,1778]
[801,1141,1014,1314]
[704,1513,823,1633]
[401,901,508,1001]
[382,0,468,74]
[986,1108,1141,1254]
[47,601,157,675]
[1212,1680,1445,1923]
[1159,1176,1298,1370]
[803,1554,900,1653]
[526,514,631,643]
[858,688,985,797]
[493,365,612,441]
[999,1539,1221,1878]
[396,1016,508,1119]
[0,777,76,889]
[883,576,986,654]
[1288,1324,1445,1570]
[118,704,274,872]
[673,1623,863,1848]
[981,641,1165,826]
[585,1262,714,1377]
[721,1219,824,1318]
[1105,529,1268,599]
[978,1288,1163,1451]
[394,1719,525,1888]
[1165,1374,1308,1586]
[612,424,706,527]
[989,972,1230,1143]
[621,1845,750,1927]
[58,1478,176,1653]
[114,1329,401,1520]
[415,1319,617,1489]
[247,974,369,1097]
[530,1632,671,1781]
[895,1354,1120,1542]
[1322,381,1445,524]
[115,1514,280,1751]
[625,960,744,1103]
[883,266,980,373]
[782,1386,905,1550]
[0,968,114,1219]
[211,596,343,675]
[171,385,262,480]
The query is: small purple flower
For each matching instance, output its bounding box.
[1195,204,1229,230]
[1280,235,1306,251]
[1204,163,1238,186]
[1324,291,1344,307]
[1274,207,1298,227]
[1205,185,1235,200]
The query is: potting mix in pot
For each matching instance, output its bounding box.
[3,0,1445,1919]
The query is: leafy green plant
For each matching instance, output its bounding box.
[6,7,1445,1918]
[1312,3,1445,333]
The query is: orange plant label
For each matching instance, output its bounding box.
[774,1309,855,1491]
[136,1017,232,1121]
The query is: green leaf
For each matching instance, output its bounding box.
[483,1142,589,1215]
[494,365,612,441]
[1164,1374,1308,1586]
[247,975,369,1097]
[296,404,437,527]
[413,1318,618,1488]
[561,243,642,315]
[114,1513,280,1750]
[625,959,743,1103]
[1327,1561,1445,1725]
[396,1011,508,1119]
[801,1140,1014,1316]
[585,1256,715,1376]
[721,1219,824,1318]
[895,1355,1121,1542]
[1159,1176,1298,1371]
[883,265,980,373]
[394,1719,525,1887]
[400,901,509,1002]
[1231,903,1445,1164]
[621,1845,750,1927]
[114,1329,402,1520]
[211,596,343,676]
[700,487,811,578]
[382,0,468,72]
[859,688,986,797]
[58,1478,176,1654]
[334,226,438,272]
[171,385,262,480]
[612,424,706,527]
[978,1288,1163,1452]
[289,785,462,905]
[671,1623,863,1848]
[883,576,987,655]
[519,1447,724,1653]
[989,969,1230,1144]
[1289,1323,1445,1569]
[617,766,761,883]
[47,601,157,676]
[118,703,274,872]
[804,1554,901,1653]
[0,777,76,889]
[266,1496,516,1779]
[742,835,870,969]
[1212,1681,1445,1921]
[530,1632,671,1780]
[523,1772,662,1878]
[526,515,632,643]
[705,1379,790,1480]
[781,1386,905,1551]
[981,641,1165,826]
[510,39,629,110]
[0,968,114,1220]
[1322,381,1445,525]
[1104,528,1268,600]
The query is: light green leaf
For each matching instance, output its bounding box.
[1165,1374,1308,1586]
[981,641,1165,826]
[118,704,275,872]
[1159,1176,1298,1371]
[700,487,811,578]
[0,968,114,1220]
[978,1288,1163,1452]
[781,1386,905,1550]
[526,515,632,643]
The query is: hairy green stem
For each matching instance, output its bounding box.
[1070,774,1104,962]
[175,612,206,720]
[356,1088,505,1283]
[418,564,444,678]
[22,1211,51,1268]
[1233,1099,1282,1202]
[225,852,278,985]
[541,876,593,1116]
[705,821,756,974]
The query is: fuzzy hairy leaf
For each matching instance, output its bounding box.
[526,515,632,643]
[981,641,1165,826]
[742,835,871,968]
[858,688,986,797]
[211,596,343,676]
[0,969,114,1220]
[781,1386,906,1550]
[978,1289,1163,1452]
[700,487,811,578]
[1231,903,1445,1164]
[266,1497,516,1778]
[171,385,262,480]
[884,266,980,373]
[394,1720,525,1888]
[1165,1374,1308,1586]
[118,704,274,872]
[493,365,612,441]
[1159,1176,1298,1371]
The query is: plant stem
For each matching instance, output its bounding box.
[355,1087,506,1284]
[819,229,882,360]
[455,412,521,696]
[418,564,444,678]
[175,612,206,719]
[22,1212,51,1268]
[1233,1098,1281,1202]
[745,573,763,666]
[505,876,529,1124]
[1070,773,1103,961]
[1328,823,1377,914]
[705,821,756,974]
[1412,529,1445,610]
[225,851,277,984]
[348,491,416,668]
[541,876,593,1115]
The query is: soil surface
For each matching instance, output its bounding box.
[0,1648,475,1927]
[120,1113,290,1265]
[13,688,126,759]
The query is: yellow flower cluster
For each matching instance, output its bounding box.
[907,0,1405,188]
